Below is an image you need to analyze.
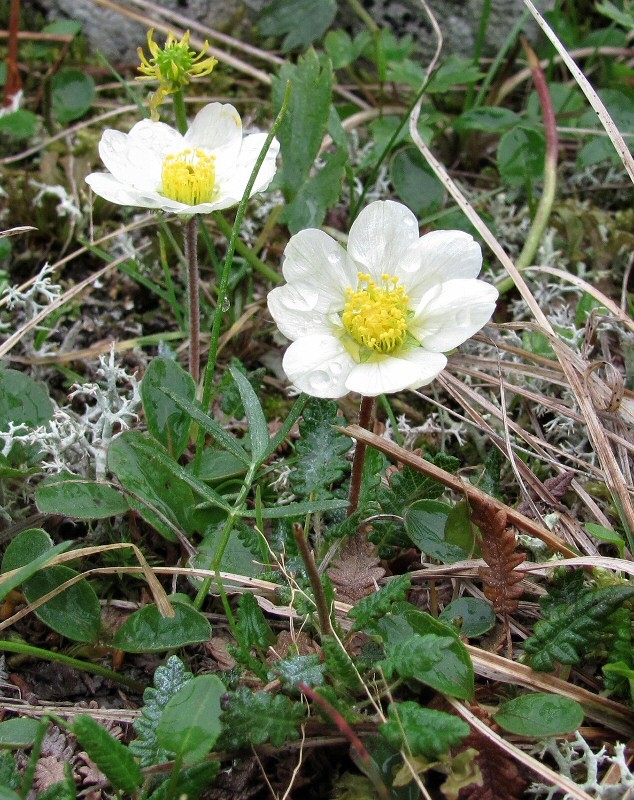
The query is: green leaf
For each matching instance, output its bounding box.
[272,49,333,199]
[3,530,100,643]
[324,30,369,69]
[51,68,95,123]
[269,654,326,689]
[494,693,584,737]
[289,399,351,499]
[427,55,483,93]
[380,632,474,700]
[0,533,71,602]
[35,473,128,519]
[585,523,625,556]
[236,592,275,650]
[381,702,470,758]
[405,500,470,563]
[0,751,20,792]
[147,762,220,800]
[0,110,39,141]
[188,449,246,483]
[157,675,226,765]
[241,497,349,519]
[349,574,412,631]
[453,107,521,133]
[219,687,305,749]
[281,149,347,234]
[229,365,269,464]
[73,714,142,793]
[130,656,193,767]
[439,597,495,637]
[111,600,211,652]
[497,126,546,186]
[390,147,444,217]
[141,357,195,458]
[260,0,337,51]
[0,369,53,464]
[219,358,265,419]
[0,718,43,748]
[596,0,634,29]
[0,789,21,800]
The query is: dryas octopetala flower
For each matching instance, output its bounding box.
[137,28,218,116]
[267,200,498,398]
[85,103,279,215]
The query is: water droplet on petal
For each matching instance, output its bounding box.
[222,297,231,312]
[329,361,343,376]
[308,370,331,391]
[327,252,339,265]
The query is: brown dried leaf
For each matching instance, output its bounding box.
[470,496,526,615]
[33,756,70,793]
[327,530,385,605]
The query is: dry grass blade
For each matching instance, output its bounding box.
[523,0,634,184]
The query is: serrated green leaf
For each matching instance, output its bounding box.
[147,762,220,800]
[497,126,546,186]
[260,0,336,51]
[130,656,193,767]
[111,600,211,652]
[35,473,128,519]
[219,687,305,749]
[0,751,20,791]
[289,399,351,499]
[141,357,195,458]
[229,365,269,464]
[73,714,142,794]
[494,693,584,736]
[269,654,325,689]
[349,575,412,631]
[272,49,333,199]
[236,592,275,650]
[281,149,347,234]
[427,55,483,92]
[381,702,470,758]
[157,675,225,765]
[321,636,362,690]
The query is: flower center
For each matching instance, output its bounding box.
[342,272,410,354]
[161,148,216,206]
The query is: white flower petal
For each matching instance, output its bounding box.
[85,172,170,209]
[345,349,447,396]
[215,134,280,202]
[267,284,333,341]
[282,229,357,307]
[282,335,355,398]
[400,230,483,300]
[412,279,498,352]
[98,120,181,192]
[185,103,243,164]
[347,200,420,280]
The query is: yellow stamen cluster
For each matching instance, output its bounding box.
[342,272,410,354]
[161,149,216,206]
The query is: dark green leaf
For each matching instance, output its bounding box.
[584,523,625,556]
[73,714,142,793]
[281,149,347,234]
[130,655,193,767]
[427,56,483,93]
[349,575,412,630]
[51,69,95,123]
[0,532,71,603]
[236,592,275,650]
[147,762,220,800]
[157,675,225,764]
[405,500,470,563]
[381,702,470,758]
[219,687,305,749]
[494,693,584,736]
[324,30,369,69]
[390,147,444,216]
[453,107,521,133]
[0,369,53,464]
[188,449,246,483]
[269,654,326,689]
[439,597,495,637]
[0,718,43,748]
[35,473,128,519]
[229,365,269,464]
[241,497,349,519]
[141,357,195,458]
[272,49,333,199]
[0,110,39,141]
[111,600,211,652]
[0,751,20,791]
[260,0,336,51]
[497,126,546,186]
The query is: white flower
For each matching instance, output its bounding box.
[85,103,279,215]
[267,200,498,398]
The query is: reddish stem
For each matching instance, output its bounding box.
[4,0,22,107]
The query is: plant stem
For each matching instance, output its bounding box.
[213,212,282,284]
[172,89,188,134]
[496,36,558,295]
[0,640,146,692]
[184,216,200,382]
[292,522,333,637]
[347,395,375,516]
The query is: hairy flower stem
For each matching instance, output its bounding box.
[172,88,188,135]
[347,395,375,516]
[292,522,334,637]
[184,216,200,382]
[497,35,558,295]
